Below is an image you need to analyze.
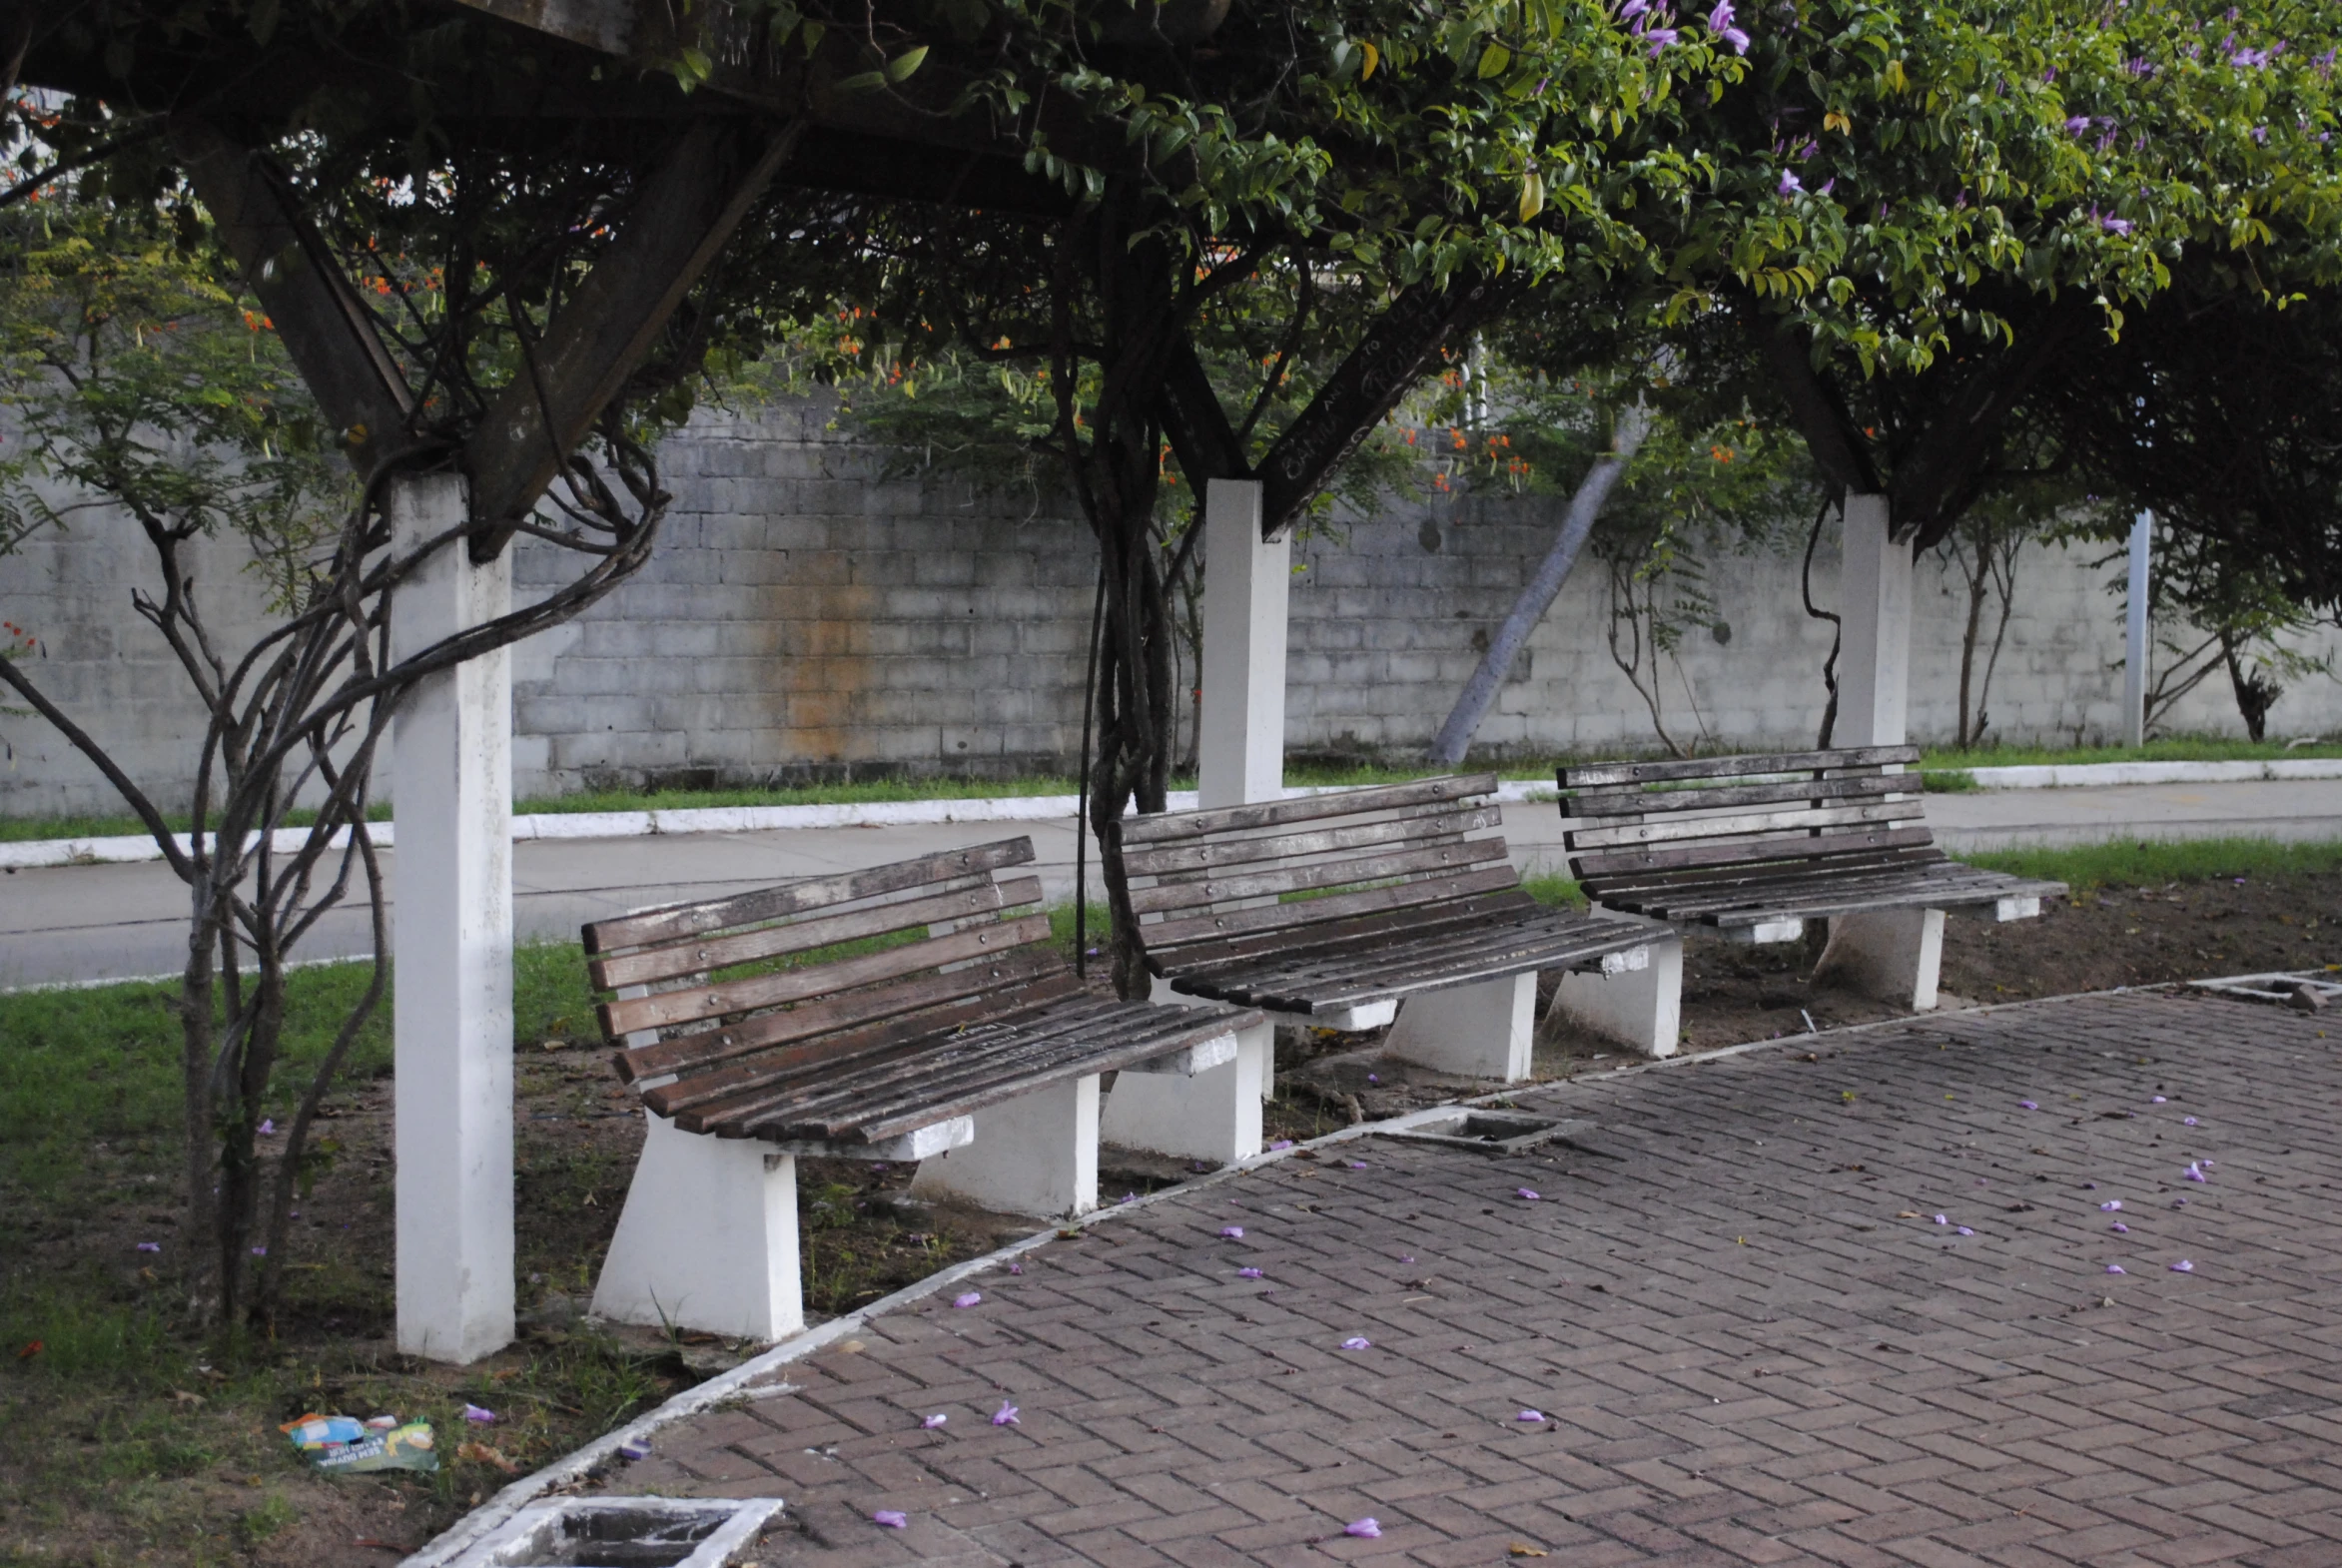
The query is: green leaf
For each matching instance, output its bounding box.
[886,45,929,83]
[1479,42,1513,79]
[836,69,887,92]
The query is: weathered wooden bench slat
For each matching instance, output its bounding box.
[1558,745,1920,789]
[1581,845,1950,899]
[1127,837,1511,914]
[589,876,1041,992]
[1564,797,1924,851]
[1139,823,1479,892]
[1147,889,1542,973]
[1137,865,1524,952]
[1561,771,1911,820]
[1172,913,1655,1013]
[583,839,1037,954]
[615,947,1064,1084]
[1121,805,1500,878]
[1648,866,2062,922]
[1116,773,1501,846]
[1568,825,1942,881]
[646,973,1093,1119]
[599,913,1054,1037]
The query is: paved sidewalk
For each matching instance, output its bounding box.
[10,778,2342,988]
[566,991,2342,1567]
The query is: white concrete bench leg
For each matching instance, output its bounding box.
[909,1075,1100,1218]
[1100,1020,1270,1164]
[1383,972,1538,1081]
[1814,907,1945,1010]
[591,1113,802,1342]
[1546,938,1684,1059]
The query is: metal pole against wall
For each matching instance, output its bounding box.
[2123,510,2153,747]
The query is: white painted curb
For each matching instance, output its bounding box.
[4,765,2330,873]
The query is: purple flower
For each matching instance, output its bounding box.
[954,1291,983,1308]
[1779,170,1803,195]
[2171,1259,2195,1272]
[1817,177,1836,196]
[2065,116,2091,135]
[136,1241,161,1253]
[2184,1164,2208,1182]
[1720,25,1751,51]
[1237,1266,1263,1278]
[2252,125,2269,143]
[2106,1264,2127,1274]
[992,1400,1020,1426]
[1345,1519,1383,1538]
[1621,0,1651,15]
[257,1120,276,1136]
[2019,1100,2038,1110]
[2101,216,2134,235]
[1342,1336,1372,1350]
[873,1510,908,1528]
[1518,1409,1546,1421]
[2043,66,2057,81]
[462,1404,495,1424]
[1706,0,1733,26]
[1644,28,1678,53]
[1221,1225,1245,1238]
[1516,1188,1541,1201]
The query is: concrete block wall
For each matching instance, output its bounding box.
[3,392,2339,817]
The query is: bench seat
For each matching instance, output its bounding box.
[1559,745,2065,1005]
[1116,774,1669,1078]
[579,837,1260,1340]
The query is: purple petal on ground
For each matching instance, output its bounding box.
[2085,1182,2098,1189]
[922,1413,947,1428]
[1933,1214,1949,1225]
[1400,1255,1416,1263]
[250,1245,267,1256]
[2111,1222,2129,1233]
[1516,1188,1541,1200]
[1270,1140,1294,1151]
[992,1401,1020,1426]
[1956,1226,1974,1236]
[2185,1166,2207,1182]
[2101,1200,2122,1210]
[1367,1075,1380,1084]
[873,1510,908,1528]
[2106,1264,2127,1274]
[2171,1259,2195,1272]
[1349,1161,1368,1170]
[1009,1262,1024,1274]
[1342,1336,1372,1350]
[1344,1519,1382,1538]
[1517,1409,1546,1422]
[1221,1225,1244,1238]
[1120,1192,1138,1203]
[2020,1100,2038,1110]
[257,1120,276,1136]
[2184,1117,2199,1127]
[462,1404,495,1424]
[617,1438,651,1461]
[2172,1197,2189,1208]
[136,1241,161,1253]
[1237,1267,1263,1278]
[954,1291,983,1308]
[2151,1096,2167,1104]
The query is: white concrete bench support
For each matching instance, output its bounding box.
[910,1074,1101,1218]
[1547,939,1683,1058]
[1383,972,1538,1081]
[1099,1021,1270,1164]
[1814,907,1945,1012]
[592,1113,804,1342]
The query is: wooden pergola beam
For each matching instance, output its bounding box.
[462,116,800,558]
[172,120,416,477]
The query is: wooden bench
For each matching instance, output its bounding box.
[1104,774,1676,1120]
[1557,745,2065,1009]
[580,837,1263,1341]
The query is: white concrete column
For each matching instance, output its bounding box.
[1099,1019,1269,1165]
[1197,478,1287,809]
[390,472,515,1364]
[2123,510,2153,746]
[1815,907,1946,1012]
[1836,493,1912,748]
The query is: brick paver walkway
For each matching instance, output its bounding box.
[594,992,2342,1566]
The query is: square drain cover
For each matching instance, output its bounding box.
[447,1496,783,1568]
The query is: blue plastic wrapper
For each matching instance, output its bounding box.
[282,1411,439,1473]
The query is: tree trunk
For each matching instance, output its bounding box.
[1427,405,1648,765]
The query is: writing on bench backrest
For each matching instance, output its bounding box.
[1557,745,1941,892]
[578,838,1064,1096]
[1115,774,1522,960]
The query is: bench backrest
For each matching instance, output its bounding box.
[580,838,1072,1112]
[1116,774,1524,968]
[1557,745,1941,897]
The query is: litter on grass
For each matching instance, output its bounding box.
[282,1412,437,1473]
